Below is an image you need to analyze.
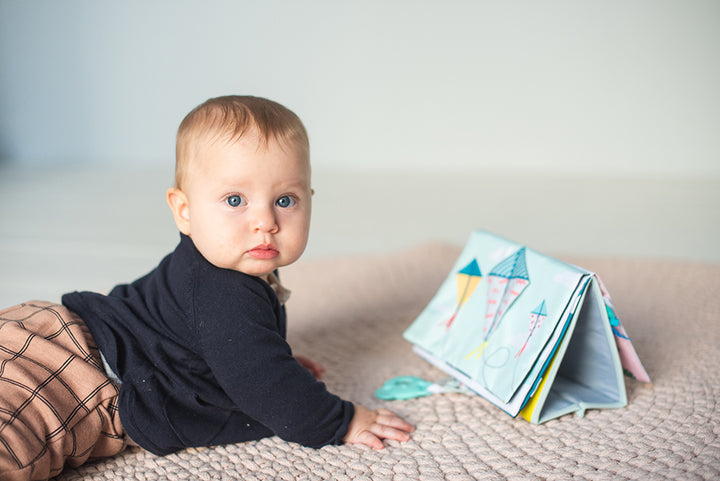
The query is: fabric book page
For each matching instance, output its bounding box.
[404,231,588,404]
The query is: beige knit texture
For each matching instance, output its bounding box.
[57,245,720,480]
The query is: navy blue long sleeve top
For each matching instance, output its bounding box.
[62,234,353,455]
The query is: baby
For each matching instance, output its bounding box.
[0,96,413,481]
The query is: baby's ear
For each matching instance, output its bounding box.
[166,187,191,235]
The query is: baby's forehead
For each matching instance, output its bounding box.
[187,132,310,173]
[197,124,307,155]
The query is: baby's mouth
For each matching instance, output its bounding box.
[247,244,279,259]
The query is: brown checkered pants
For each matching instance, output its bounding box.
[0,302,127,481]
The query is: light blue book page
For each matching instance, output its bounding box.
[403,248,475,356]
[404,230,586,404]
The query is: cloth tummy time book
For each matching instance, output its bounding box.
[400,230,649,424]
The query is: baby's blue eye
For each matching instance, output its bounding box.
[276,196,296,208]
[226,195,245,207]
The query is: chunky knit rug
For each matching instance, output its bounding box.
[57,244,720,480]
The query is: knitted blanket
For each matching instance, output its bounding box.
[57,244,720,480]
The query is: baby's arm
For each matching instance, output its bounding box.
[343,405,414,450]
[292,355,413,448]
[293,356,413,448]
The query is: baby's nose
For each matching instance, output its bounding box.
[252,206,278,233]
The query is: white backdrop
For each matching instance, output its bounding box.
[1,0,718,176]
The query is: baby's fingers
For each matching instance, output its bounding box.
[344,405,414,450]
[368,422,412,445]
[376,409,415,434]
[368,409,414,446]
[356,430,385,450]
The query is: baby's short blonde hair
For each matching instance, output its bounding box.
[175,95,309,188]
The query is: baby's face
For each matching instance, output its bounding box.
[175,131,311,280]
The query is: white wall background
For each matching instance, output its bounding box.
[1,0,718,176]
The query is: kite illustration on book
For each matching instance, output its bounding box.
[516,300,547,358]
[466,247,530,359]
[399,230,649,424]
[439,259,482,331]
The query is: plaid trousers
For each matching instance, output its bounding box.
[0,301,127,481]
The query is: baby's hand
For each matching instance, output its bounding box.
[294,354,326,380]
[343,405,414,450]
